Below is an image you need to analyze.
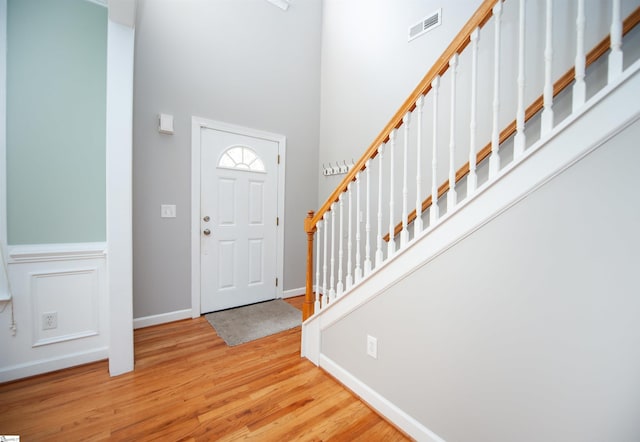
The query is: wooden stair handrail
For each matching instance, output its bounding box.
[383,5,640,242]
[305,0,500,233]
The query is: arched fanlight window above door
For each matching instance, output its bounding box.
[217,145,265,172]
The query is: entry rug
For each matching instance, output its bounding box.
[205,299,301,346]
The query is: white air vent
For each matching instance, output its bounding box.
[408,9,442,42]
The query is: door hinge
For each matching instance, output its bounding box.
[275,277,279,287]
[277,154,280,164]
[276,216,279,226]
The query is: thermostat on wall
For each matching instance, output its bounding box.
[159,113,174,134]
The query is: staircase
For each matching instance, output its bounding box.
[302,1,640,440]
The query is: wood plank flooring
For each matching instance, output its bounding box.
[0,297,409,441]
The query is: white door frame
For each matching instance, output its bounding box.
[190,117,286,318]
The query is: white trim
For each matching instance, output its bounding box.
[0,0,6,259]
[106,19,135,377]
[319,354,446,442]
[0,346,108,383]
[133,308,192,329]
[8,242,107,263]
[190,117,286,318]
[283,286,304,299]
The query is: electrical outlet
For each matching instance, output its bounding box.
[161,204,176,218]
[42,312,57,330]
[367,335,378,359]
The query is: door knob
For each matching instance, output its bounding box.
[203,216,210,222]
[203,229,211,236]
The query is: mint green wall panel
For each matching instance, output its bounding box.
[7,0,107,244]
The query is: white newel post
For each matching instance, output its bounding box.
[469,27,480,195]
[314,220,322,311]
[541,0,554,136]
[448,54,458,211]
[430,76,440,225]
[375,144,385,267]
[401,112,410,247]
[608,0,623,83]
[346,182,353,290]
[514,0,527,157]
[572,0,586,112]
[336,195,344,297]
[414,95,424,235]
[490,1,502,178]
[364,160,372,275]
[387,130,397,257]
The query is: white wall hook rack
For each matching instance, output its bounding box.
[322,160,355,177]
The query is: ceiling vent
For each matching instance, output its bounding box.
[408,9,442,42]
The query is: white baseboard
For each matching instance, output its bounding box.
[0,346,108,383]
[133,309,192,329]
[319,354,445,442]
[282,287,304,299]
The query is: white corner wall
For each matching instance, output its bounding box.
[106,17,135,377]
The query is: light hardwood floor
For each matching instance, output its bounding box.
[0,296,409,441]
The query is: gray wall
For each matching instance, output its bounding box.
[322,118,640,441]
[7,0,107,245]
[317,0,483,202]
[133,0,321,317]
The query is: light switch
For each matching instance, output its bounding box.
[159,113,174,134]
[161,204,176,218]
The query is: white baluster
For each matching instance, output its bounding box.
[415,95,424,235]
[364,160,372,275]
[490,1,502,178]
[388,130,397,257]
[469,28,480,195]
[336,195,344,297]
[346,182,353,290]
[514,0,527,157]
[608,0,623,83]
[541,0,554,136]
[355,173,362,282]
[329,205,336,301]
[322,212,328,307]
[448,54,458,210]
[401,112,410,247]
[315,220,322,312]
[375,144,385,267]
[572,0,586,111]
[431,76,440,225]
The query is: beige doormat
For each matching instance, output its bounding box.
[204,299,301,346]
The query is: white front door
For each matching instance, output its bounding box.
[200,127,279,313]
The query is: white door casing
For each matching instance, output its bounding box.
[191,118,286,317]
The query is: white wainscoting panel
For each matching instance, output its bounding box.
[0,243,108,382]
[31,268,99,346]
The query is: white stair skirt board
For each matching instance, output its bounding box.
[304,59,640,344]
[320,354,445,442]
[0,347,108,383]
[133,309,193,329]
[303,61,640,431]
